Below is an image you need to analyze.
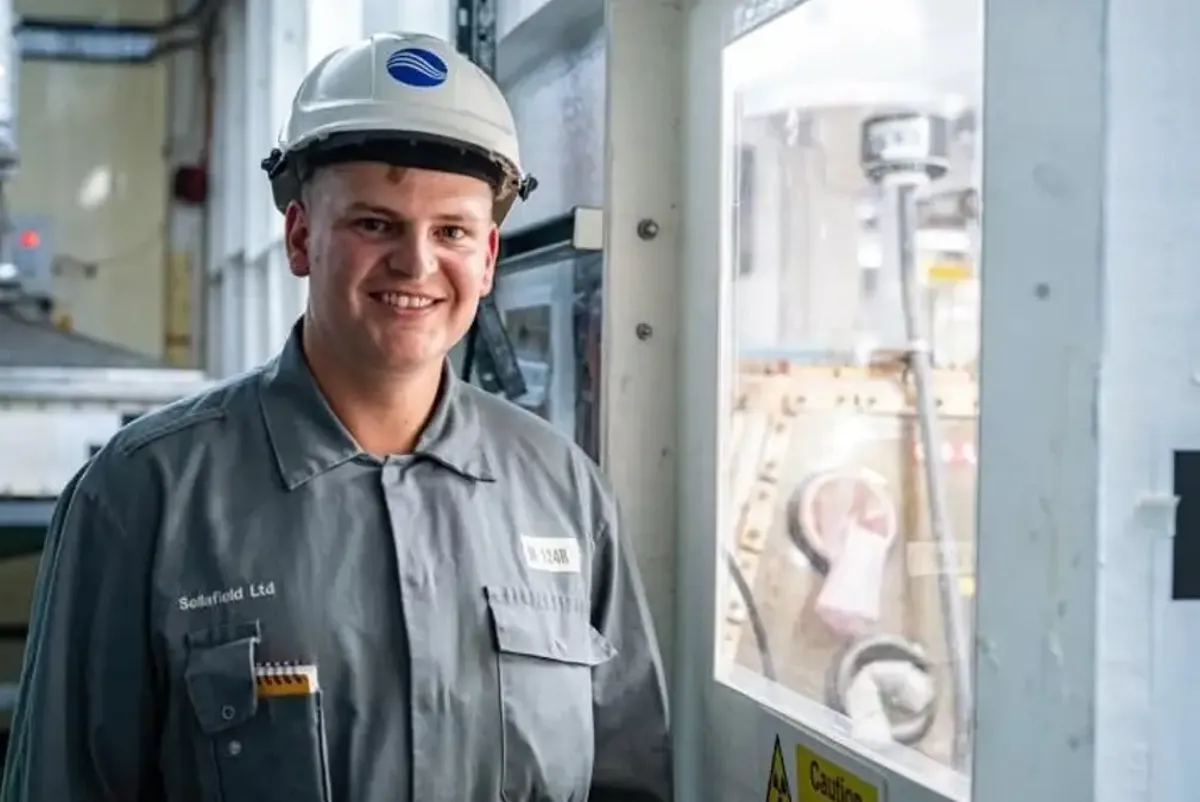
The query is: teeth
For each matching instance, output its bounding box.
[378,292,435,309]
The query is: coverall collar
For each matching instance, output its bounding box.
[259,319,493,489]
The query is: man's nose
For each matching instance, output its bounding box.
[387,232,437,278]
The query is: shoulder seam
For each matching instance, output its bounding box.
[117,407,227,456]
[76,485,133,541]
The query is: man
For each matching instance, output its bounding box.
[0,32,671,802]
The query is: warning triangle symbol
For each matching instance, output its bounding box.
[765,735,792,802]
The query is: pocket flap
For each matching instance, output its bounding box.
[184,635,259,734]
[485,585,617,667]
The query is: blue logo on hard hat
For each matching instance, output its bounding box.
[386,47,449,88]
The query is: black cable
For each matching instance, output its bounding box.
[152,0,224,56]
[150,36,203,58]
[144,0,216,32]
[725,550,777,682]
[461,322,479,382]
[0,624,27,642]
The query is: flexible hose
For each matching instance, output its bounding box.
[725,550,777,683]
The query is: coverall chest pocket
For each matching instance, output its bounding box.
[183,627,331,802]
[486,585,617,802]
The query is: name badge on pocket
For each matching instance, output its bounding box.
[255,663,320,698]
[520,536,582,574]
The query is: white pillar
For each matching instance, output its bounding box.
[1098,0,1200,799]
[165,0,208,369]
[240,0,309,363]
[361,0,454,40]
[240,0,275,367]
[674,3,724,799]
[310,0,364,65]
[974,0,1200,799]
[209,0,314,375]
[600,0,685,689]
[972,0,1103,797]
[208,1,248,377]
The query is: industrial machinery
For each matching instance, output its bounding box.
[490,207,605,441]
[0,2,214,759]
[721,101,980,771]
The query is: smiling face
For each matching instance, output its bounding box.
[285,162,499,376]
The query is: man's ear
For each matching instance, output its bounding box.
[284,200,311,277]
[480,225,500,296]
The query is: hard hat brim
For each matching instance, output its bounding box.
[262,130,536,224]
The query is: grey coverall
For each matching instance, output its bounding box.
[0,321,672,802]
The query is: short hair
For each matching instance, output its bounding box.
[297,167,327,210]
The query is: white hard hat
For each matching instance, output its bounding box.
[261,32,538,224]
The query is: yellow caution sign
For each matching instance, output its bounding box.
[765,735,792,802]
[795,744,883,802]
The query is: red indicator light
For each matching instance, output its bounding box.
[18,229,39,249]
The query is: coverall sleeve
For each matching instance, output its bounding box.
[0,472,163,802]
[589,511,673,802]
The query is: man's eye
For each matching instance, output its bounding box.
[355,218,391,234]
[438,225,467,241]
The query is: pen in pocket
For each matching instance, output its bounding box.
[255,662,320,698]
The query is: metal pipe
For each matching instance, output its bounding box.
[0,367,210,404]
[889,179,973,768]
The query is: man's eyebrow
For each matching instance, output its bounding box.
[346,201,400,217]
[431,210,486,224]
[344,202,486,224]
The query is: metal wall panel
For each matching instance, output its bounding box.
[502,27,605,231]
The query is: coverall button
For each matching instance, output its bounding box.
[221,705,236,721]
[227,740,242,757]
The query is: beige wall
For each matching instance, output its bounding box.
[10,0,170,357]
